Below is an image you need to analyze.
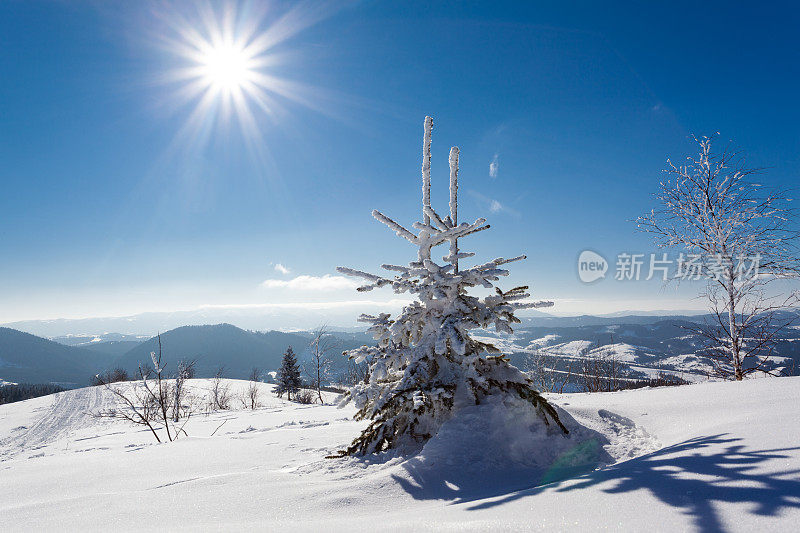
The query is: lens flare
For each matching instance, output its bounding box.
[154,1,339,159]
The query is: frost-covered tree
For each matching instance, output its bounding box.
[276,346,302,400]
[639,135,800,380]
[332,116,567,457]
[307,326,335,404]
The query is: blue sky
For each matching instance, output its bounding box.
[1,0,798,323]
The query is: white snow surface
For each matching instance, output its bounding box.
[527,334,561,347]
[542,339,594,357]
[2,377,800,531]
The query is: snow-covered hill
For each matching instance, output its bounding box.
[2,378,799,531]
[475,321,800,385]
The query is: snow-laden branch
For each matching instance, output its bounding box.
[421,116,432,225]
[372,210,418,244]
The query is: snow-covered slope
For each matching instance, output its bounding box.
[2,378,799,531]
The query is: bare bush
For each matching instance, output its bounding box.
[294,389,315,404]
[96,335,187,442]
[91,368,129,386]
[209,366,231,410]
[525,349,572,393]
[180,361,196,379]
[240,367,261,410]
[580,350,623,393]
[172,359,196,422]
[139,363,154,380]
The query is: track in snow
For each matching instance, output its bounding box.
[0,387,107,460]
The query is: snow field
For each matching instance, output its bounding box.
[1,377,799,531]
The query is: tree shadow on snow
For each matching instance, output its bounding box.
[391,435,611,505]
[463,434,800,532]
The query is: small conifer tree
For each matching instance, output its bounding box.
[332,116,567,456]
[276,346,302,401]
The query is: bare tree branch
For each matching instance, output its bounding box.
[639,135,800,380]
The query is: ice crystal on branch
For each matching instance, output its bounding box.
[331,117,567,457]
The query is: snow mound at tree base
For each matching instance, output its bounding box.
[389,396,613,502]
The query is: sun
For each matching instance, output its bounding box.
[157,3,297,148]
[199,43,254,91]
[154,1,336,159]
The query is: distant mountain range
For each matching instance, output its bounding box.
[116,325,314,379]
[2,311,798,387]
[0,328,117,386]
[52,333,149,347]
[0,305,388,338]
[488,311,800,385]
[0,307,706,339]
[517,313,709,328]
[0,324,372,387]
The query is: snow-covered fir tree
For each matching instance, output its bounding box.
[332,116,567,456]
[276,346,302,401]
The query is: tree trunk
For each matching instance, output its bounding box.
[727,278,743,381]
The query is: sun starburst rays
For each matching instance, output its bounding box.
[152,1,337,162]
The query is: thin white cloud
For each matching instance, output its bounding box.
[260,274,357,291]
[467,190,520,218]
[489,154,499,179]
[273,263,291,275]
